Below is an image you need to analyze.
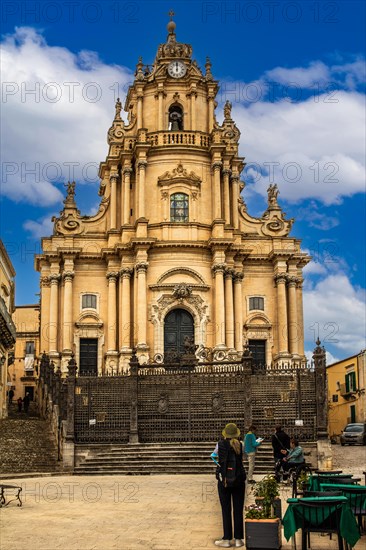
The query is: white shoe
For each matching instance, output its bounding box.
[235,540,244,547]
[214,540,231,548]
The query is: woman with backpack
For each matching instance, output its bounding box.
[211,423,246,548]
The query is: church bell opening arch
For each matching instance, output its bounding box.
[164,308,194,355]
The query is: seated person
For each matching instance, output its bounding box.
[275,438,304,478]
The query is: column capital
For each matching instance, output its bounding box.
[137,160,148,170]
[287,275,298,287]
[222,168,232,177]
[212,263,226,275]
[120,267,134,278]
[107,271,119,282]
[296,277,304,288]
[135,262,148,274]
[275,273,287,285]
[224,268,234,279]
[40,276,51,288]
[63,271,75,282]
[211,161,222,172]
[230,174,240,183]
[233,271,244,282]
[123,167,133,176]
[109,172,119,183]
[49,274,61,284]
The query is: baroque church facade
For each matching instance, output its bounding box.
[36,20,310,375]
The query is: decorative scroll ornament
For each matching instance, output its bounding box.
[158,163,201,188]
[261,184,294,237]
[52,181,84,235]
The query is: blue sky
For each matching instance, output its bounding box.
[1,0,365,362]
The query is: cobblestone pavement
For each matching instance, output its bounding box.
[0,445,365,550]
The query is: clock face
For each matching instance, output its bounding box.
[167,61,187,78]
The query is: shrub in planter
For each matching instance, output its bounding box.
[245,475,282,549]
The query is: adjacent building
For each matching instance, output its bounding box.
[35,19,310,375]
[0,240,16,418]
[9,305,40,403]
[327,350,366,438]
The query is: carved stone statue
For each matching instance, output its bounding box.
[64,181,76,199]
[267,183,279,206]
[115,97,122,120]
[224,100,232,120]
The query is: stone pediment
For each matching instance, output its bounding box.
[156,267,206,286]
[158,163,201,189]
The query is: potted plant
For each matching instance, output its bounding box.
[245,475,282,549]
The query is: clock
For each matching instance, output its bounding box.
[167,61,187,78]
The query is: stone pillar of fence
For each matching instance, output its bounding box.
[313,338,332,469]
[241,343,253,430]
[63,354,77,470]
[129,349,139,443]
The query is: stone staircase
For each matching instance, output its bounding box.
[0,402,62,477]
[74,442,275,475]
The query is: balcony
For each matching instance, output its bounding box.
[339,383,356,399]
[0,295,16,348]
[147,131,210,149]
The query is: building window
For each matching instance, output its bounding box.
[249,297,264,311]
[25,341,35,355]
[332,394,338,403]
[345,371,356,393]
[82,294,97,310]
[170,193,189,222]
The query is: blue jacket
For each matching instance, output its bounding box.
[287,445,304,464]
[244,432,261,454]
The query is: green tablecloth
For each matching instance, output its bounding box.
[308,474,354,491]
[319,483,366,508]
[283,496,360,548]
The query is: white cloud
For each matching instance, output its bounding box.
[1,26,133,206]
[265,61,330,88]
[23,216,55,238]
[303,274,366,356]
[235,91,365,204]
[305,349,340,365]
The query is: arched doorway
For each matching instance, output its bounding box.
[164,309,194,355]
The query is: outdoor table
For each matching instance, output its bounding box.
[308,474,357,492]
[283,496,360,548]
[320,483,366,508]
[314,470,343,475]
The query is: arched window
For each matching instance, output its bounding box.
[170,193,189,222]
[168,104,183,130]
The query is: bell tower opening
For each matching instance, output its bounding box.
[168,104,184,130]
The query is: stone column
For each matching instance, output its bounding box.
[63,355,77,471]
[62,271,74,352]
[157,90,165,130]
[137,94,143,129]
[207,94,215,132]
[212,264,226,348]
[223,169,231,225]
[49,274,61,353]
[123,167,132,225]
[135,262,148,348]
[120,268,133,350]
[40,276,51,353]
[107,272,119,352]
[225,269,235,349]
[296,277,305,357]
[287,276,299,356]
[110,172,118,229]
[233,272,244,352]
[212,162,222,220]
[231,175,239,229]
[190,91,197,130]
[275,273,289,355]
[137,161,147,219]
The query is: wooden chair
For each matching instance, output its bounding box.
[299,499,346,550]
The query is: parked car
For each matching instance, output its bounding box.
[340,423,366,446]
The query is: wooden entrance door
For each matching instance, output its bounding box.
[164,309,194,355]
